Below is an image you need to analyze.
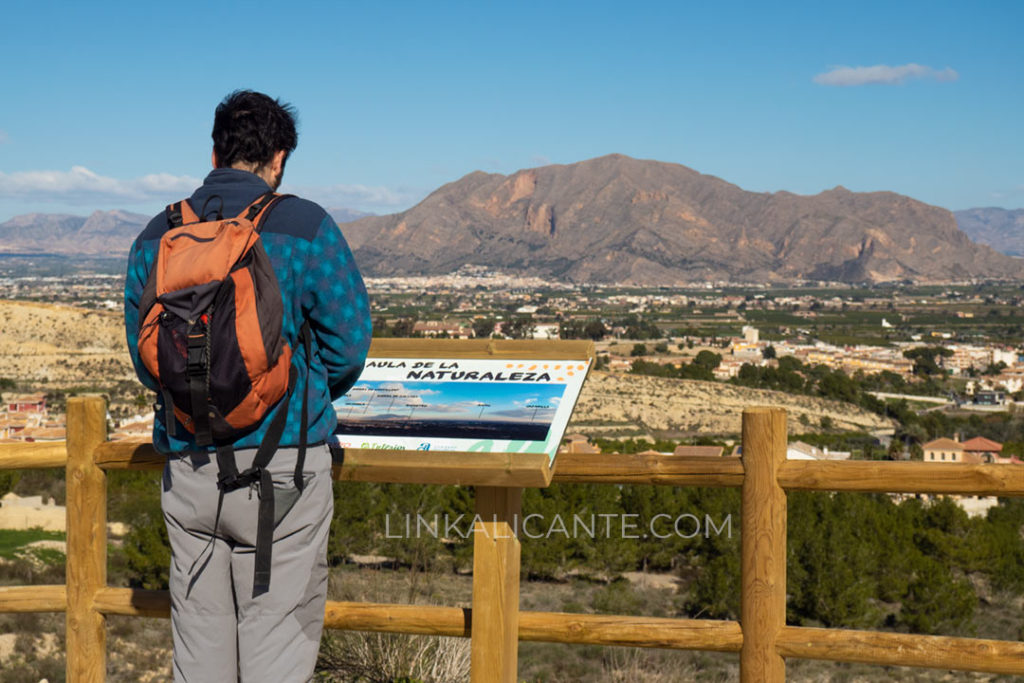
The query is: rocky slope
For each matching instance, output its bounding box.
[0,301,134,385]
[569,371,893,438]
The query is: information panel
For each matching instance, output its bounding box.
[332,357,591,462]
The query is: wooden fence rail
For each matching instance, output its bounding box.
[1,396,1023,681]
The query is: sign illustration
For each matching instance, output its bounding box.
[332,357,591,462]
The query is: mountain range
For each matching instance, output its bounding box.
[0,210,148,256]
[954,208,1024,257]
[0,208,372,258]
[0,155,1019,284]
[344,155,1020,284]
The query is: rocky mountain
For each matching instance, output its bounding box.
[0,210,147,256]
[955,208,1024,257]
[345,154,1020,284]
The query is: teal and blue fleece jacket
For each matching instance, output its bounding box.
[124,168,371,454]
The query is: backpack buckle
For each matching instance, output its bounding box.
[218,465,261,493]
[186,332,207,376]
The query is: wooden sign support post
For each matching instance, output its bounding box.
[337,338,593,683]
[471,487,523,683]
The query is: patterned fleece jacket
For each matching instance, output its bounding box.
[124,168,372,454]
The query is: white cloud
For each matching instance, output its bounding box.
[988,185,1024,201]
[281,181,422,210]
[512,397,555,412]
[0,165,421,213]
[813,63,958,87]
[0,166,200,204]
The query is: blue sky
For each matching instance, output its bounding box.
[0,0,1020,222]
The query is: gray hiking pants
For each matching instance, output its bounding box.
[161,443,334,683]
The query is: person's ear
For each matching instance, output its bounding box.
[211,149,219,168]
[271,150,286,175]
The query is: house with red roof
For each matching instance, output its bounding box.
[960,436,1003,463]
[920,434,1021,517]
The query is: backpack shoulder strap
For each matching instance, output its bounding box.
[238,192,295,232]
[165,199,200,228]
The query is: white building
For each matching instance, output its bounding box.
[531,323,560,340]
[786,441,851,461]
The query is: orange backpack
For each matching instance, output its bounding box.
[137,191,309,591]
[138,192,293,445]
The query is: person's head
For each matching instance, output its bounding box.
[211,90,298,190]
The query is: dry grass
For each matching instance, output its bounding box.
[106,615,173,682]
[318,631,470,683]
[317,568,471,682]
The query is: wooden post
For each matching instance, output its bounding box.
[740,407,787,683]
[66,396,108,682]
[470,486,522,683]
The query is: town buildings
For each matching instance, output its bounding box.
[0,393,64,442]
[920,435,1021,517]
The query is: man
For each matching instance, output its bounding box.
[124,90,371,682]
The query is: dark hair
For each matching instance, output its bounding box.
[212,90,298,168]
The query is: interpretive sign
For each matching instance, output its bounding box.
[332,357,590,462]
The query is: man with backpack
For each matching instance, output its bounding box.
[124,90,371,682]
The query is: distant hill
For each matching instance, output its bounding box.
[329,208,375,224]
[0,210,146,257]
[346,154,1019,284]
[0,207,375,257]
[955,208,1024,257]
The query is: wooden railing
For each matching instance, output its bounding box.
[2,397,1024,681]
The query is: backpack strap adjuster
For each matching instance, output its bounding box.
[186,336,207,376]
[186,325,213,446]
[217,465,261,493]
[166,199,201,228]
[166,202,184,228]
[244,192,276,222]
